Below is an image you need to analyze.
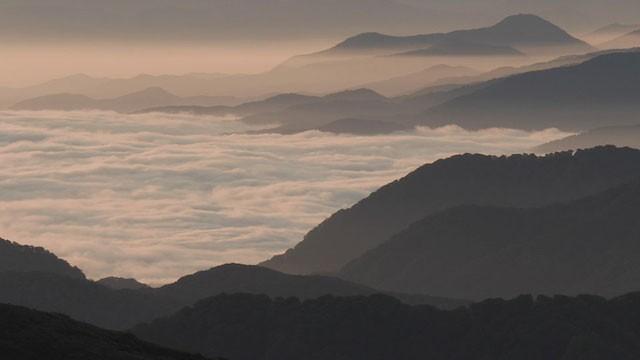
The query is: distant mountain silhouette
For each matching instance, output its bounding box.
[360,65,478,96]
[534,125,640,153]
[97,277,150,290]
[133,292,640,360]
[0,303,213,360]
[340,179,640,299]
[0,73,241,110]
[420,51,640,131]
[0,237,84,279]
[586,23,640,44]
[393,40,524,57]
[11,87,232,113]
[318,14,591,56]
[0,262,464,330]
[602,30,640,49]
[261,146,640,275]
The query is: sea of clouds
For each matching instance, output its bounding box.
[0,110,570,284]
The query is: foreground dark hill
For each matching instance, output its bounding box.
[0,263,463,330]
[421,51,640,131]
[0,303,213,360]
[534,125,640,153]
[0,237,84,279]
[340,180,640,299]
[133,292,640,360]
[262,146,640,275]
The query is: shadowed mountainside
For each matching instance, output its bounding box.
[0,303,215,360]
[261,146,640,275]
[133,292,640,360]
[420,52,640,131]
[340,180,640,299]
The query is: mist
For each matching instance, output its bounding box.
[0,110,568,284]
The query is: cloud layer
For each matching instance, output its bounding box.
[0,111,569,284]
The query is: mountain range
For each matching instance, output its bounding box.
[0,239,465,330]
[0,237,84,279]
[309,14,592,58]
[132,292,640,360]
[340,179,640,299]
[418,51,640,131]
[261,146,640,275]
[10,87,232,113]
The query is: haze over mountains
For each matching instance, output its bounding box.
[5,2,640,357]
[10,87,231,113]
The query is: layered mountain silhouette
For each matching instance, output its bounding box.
[97,277,150,290]
[0,237,84,279]
[340,179,640,299]
[261,146,640,275]
[535,125,640,153]
[420,51,640,131]
[586,23,640,44]
[0,261,464,330]
[11,87,230,113]
[603,30,640,49]
[392,40,524,57]
[0,303,214,360]
[317,14,591,57]
[360,65,478,96]
[133,292,640,360]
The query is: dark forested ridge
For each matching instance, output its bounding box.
[0,263,464,330]
[133,292,640,360]
[339,179,640,299]
[0,303,215,360]
[0,237,84,279]
[262,146,640,275]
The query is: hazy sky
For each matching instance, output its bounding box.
[0,110,569,284]
[1,0,639,86]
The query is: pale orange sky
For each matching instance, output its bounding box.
[0,41,334,88]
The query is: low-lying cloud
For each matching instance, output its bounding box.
[0,110,570,284]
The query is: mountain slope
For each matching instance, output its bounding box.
[0,237,84,279]
[534,125,640,153]
[0,303,213,360]
[133,292,640,360]
[340,180,640,299]
[420,51,640,131]
[261,146,640,274]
